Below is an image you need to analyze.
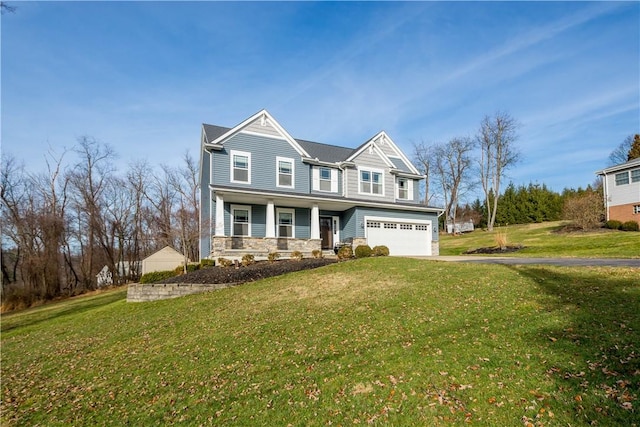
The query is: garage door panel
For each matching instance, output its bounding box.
[365,219,431,256]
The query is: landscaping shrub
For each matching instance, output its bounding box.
[139,270,178,284]
[372,245,390,256]
[605,220,623,230]
[311,249,323,259]
[217,257,233,268]
[267,252,280,263]
[290,250,303,261]
[621,221,640,231]
[200,259,215,268]
[241,254,255,266]
[337,245,353,260]
[354,245,372,258]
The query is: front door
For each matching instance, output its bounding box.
[320,217,333,249]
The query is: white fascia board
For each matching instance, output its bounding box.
[595,158,640,175]
[390,169,425,180]
[302,157,341,168]
[209,185,444,214]
[209,109,310,158]
[346,138,395,168]
[376,131,421,175]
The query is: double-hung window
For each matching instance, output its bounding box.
[277,208,295,238]
[319,167,332,191]
[615,172,629,186]
[231,150,251,184]
[397,178,408,200]
[359,168,383,195]
[631,169,640,183]
[232,206,251,236]
[277,157,294,188]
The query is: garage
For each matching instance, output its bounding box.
[365,217,432,256]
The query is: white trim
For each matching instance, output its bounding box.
[364,215,431,239]
[358,166,385,197]
[276,207,295,238]
[276,156,295,189]
[396,177,413,201]
[210,110,310,157]
[332,216,340,245]
[230,150,251,184]
[215,193,225,236]
[347,140,395,168]
[266,200,275,238]
[311,205,320,240]
[231,204,252,237]
[210,186,444,214]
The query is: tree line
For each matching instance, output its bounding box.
[1,137,199,308]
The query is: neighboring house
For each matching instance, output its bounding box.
[199,109,443,258]
[142,246,187,275]
[596,158,640,225]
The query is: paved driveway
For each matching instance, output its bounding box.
[418,256,640,268]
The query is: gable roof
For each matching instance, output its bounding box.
[202,110,422,172]
[596,157,640,175]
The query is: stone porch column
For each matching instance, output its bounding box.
[215,193,225,236]
[266,200,275,238]
[311,204,320,240]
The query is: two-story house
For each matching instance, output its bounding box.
[596,157,640,225]
[199,109,443,260]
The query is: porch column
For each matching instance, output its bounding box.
[311,204,320,239]
[266,200,275,238]
[215,193,225,236]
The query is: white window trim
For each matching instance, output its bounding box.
[314,166,338,193]
[231,204,252,237]
[358,166,385,196]
[230,150,251,184]
[396,177,412,200]
[276,156,295,189]
[615,171,629,186]
[276,208,295,238]
[631,168,640,183]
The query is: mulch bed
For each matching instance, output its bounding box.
[464,245,525,255]
[160,258,338,285]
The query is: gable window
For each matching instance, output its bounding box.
[634,205,640,215]
[277,208,295,238]
[277,157,294,188]
[631,169,640,183]
[232,205,251,236]
[615,172,629,186]
[319,168,332,191]
[397,178,408,199]
[359,168,383,195]
[231,150,251,184]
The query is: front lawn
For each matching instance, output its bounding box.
[2,258,638,425]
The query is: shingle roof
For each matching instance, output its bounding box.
[202,123,356,163]
[389,157,412,173]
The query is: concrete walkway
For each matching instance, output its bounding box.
[417,256,640,268]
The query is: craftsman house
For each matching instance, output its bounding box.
[199,110,443,259]
[596,157,640,225]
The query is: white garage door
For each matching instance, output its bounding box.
[365,218,432,256]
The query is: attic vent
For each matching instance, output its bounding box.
[261,115,267,126]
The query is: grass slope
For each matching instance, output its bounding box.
[440,221,640,258]
[2,258,639,426]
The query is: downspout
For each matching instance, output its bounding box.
[602,171,609,221]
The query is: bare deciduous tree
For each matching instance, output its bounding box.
[477,112,520,231]
[412,141,434,205]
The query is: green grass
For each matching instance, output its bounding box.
[440,221,640,258]
[2,258,639,425]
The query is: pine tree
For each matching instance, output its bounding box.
[628,134,640,161]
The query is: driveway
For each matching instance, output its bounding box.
[419,256,640,268]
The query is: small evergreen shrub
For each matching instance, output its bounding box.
[372,245,390,256]
[267,252,280,263]
[311,249,323,259]
[605,220,623,230]
[337,245,353,260]
[139,270,178,284]
[241,254,255,266]
[354,245,372,258]
[217,257,233,268]
[290,250,303,261]
[621,221,640,231]
[200,259,215,268]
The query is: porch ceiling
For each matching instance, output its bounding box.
[214,188,353,211]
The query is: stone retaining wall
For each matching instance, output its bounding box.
[127,282,236,302]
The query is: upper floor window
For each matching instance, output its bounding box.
[631,169,640,183]
[359,168,383,195]
[277,208,295,238]
[232,205,251,236]
[231,150,251,184]
[277,157,294,188]
[319,168,331,191]
[397,178,408,200]
[615,172,629,186]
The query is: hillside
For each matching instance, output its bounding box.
[2,258,639,425]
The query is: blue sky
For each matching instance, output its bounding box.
[2,1,639,200]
